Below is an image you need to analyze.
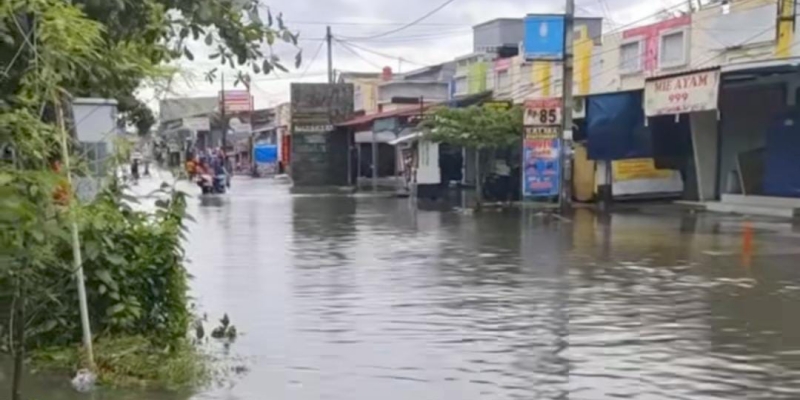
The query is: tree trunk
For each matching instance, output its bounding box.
[11,285,24,400]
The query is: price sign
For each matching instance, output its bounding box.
[524,98,562,126]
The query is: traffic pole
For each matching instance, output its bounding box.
[560,0,575,210]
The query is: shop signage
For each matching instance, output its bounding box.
[220,90,252,113]
[182,117,209,131]
[523,15,566,60]
[644,69,720,116]
[523,136,561,198]
[612,158,672,181]
[484,100,512,111]
[524,126,559,140]
[524,98,562,126]
[294,124,333,132]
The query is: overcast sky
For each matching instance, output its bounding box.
[141,0,693,114]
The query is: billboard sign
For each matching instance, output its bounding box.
[524,15,565,60]
[524,98,562,126]
[182,116,209,131]
[220,90,252,113]
[644,69,720,116]
[522,127,561,198]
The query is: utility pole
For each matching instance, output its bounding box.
[54,96,95,370]
[220,72,227,152]
[560,0,575,210]
[326,26,333,84]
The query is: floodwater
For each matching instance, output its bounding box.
[5,176,800,399]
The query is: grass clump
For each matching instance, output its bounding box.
[32,335,210,390]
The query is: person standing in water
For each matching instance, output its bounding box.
[130,158,140,183]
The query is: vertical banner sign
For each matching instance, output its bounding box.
[523,127,561,198]
[523,15,566,60]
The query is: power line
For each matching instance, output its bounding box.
[335,40,383,69]
[286,20,467,27]
[299,40,326,79]
[339,0,459,40]
[335,39,428,67]
[347,29,472,43]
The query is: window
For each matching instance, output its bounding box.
[660,30,687,68]
[454,76,467,95]
[496,70,510,94]
[79,141,108,176]
[620,40,642,74]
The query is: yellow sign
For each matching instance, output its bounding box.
[777,0,796,58]
[612,158,672,181]
[524,126,559,140]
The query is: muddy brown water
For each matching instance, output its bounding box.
[4,177,800,399]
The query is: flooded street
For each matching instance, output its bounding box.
[6,176,800,399]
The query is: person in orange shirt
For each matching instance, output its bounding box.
[186,158,197,180]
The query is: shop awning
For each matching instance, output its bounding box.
[388,130,422,146]
[586,91,652,161]
[336,105,434,127]
[355,130,397,143]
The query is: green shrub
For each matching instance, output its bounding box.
[24,181,193,349]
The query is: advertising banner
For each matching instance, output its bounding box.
[522,127,561,198]
[612,158,672,181]
[644,69,720,116]
[182,117,209,131]
[220,90,252,113]
[524,98,562,126]
[524,15,566,60]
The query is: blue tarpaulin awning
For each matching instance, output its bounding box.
[586,91,652,161]
[253,144,278,163]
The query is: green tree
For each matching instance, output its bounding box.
[1,0,300,396]
[423,104,523,208]
[2,0,300,135]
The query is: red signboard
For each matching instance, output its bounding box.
[220,90,252,113]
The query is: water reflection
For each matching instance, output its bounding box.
[4,178,800,399]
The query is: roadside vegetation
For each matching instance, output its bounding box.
[1,0,294,398]
[422,104,523,209]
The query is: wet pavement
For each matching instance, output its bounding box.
[5,175,800,399]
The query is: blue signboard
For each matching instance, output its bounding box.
[523,15,566,61]
[523,138,561,198]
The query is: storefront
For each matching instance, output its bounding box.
[717,62,800,199]
[643,68,722,201]
[584,90,685,200]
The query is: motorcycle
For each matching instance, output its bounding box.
[197,173,227,195]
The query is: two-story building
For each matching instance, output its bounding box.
[447,0,799,216]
